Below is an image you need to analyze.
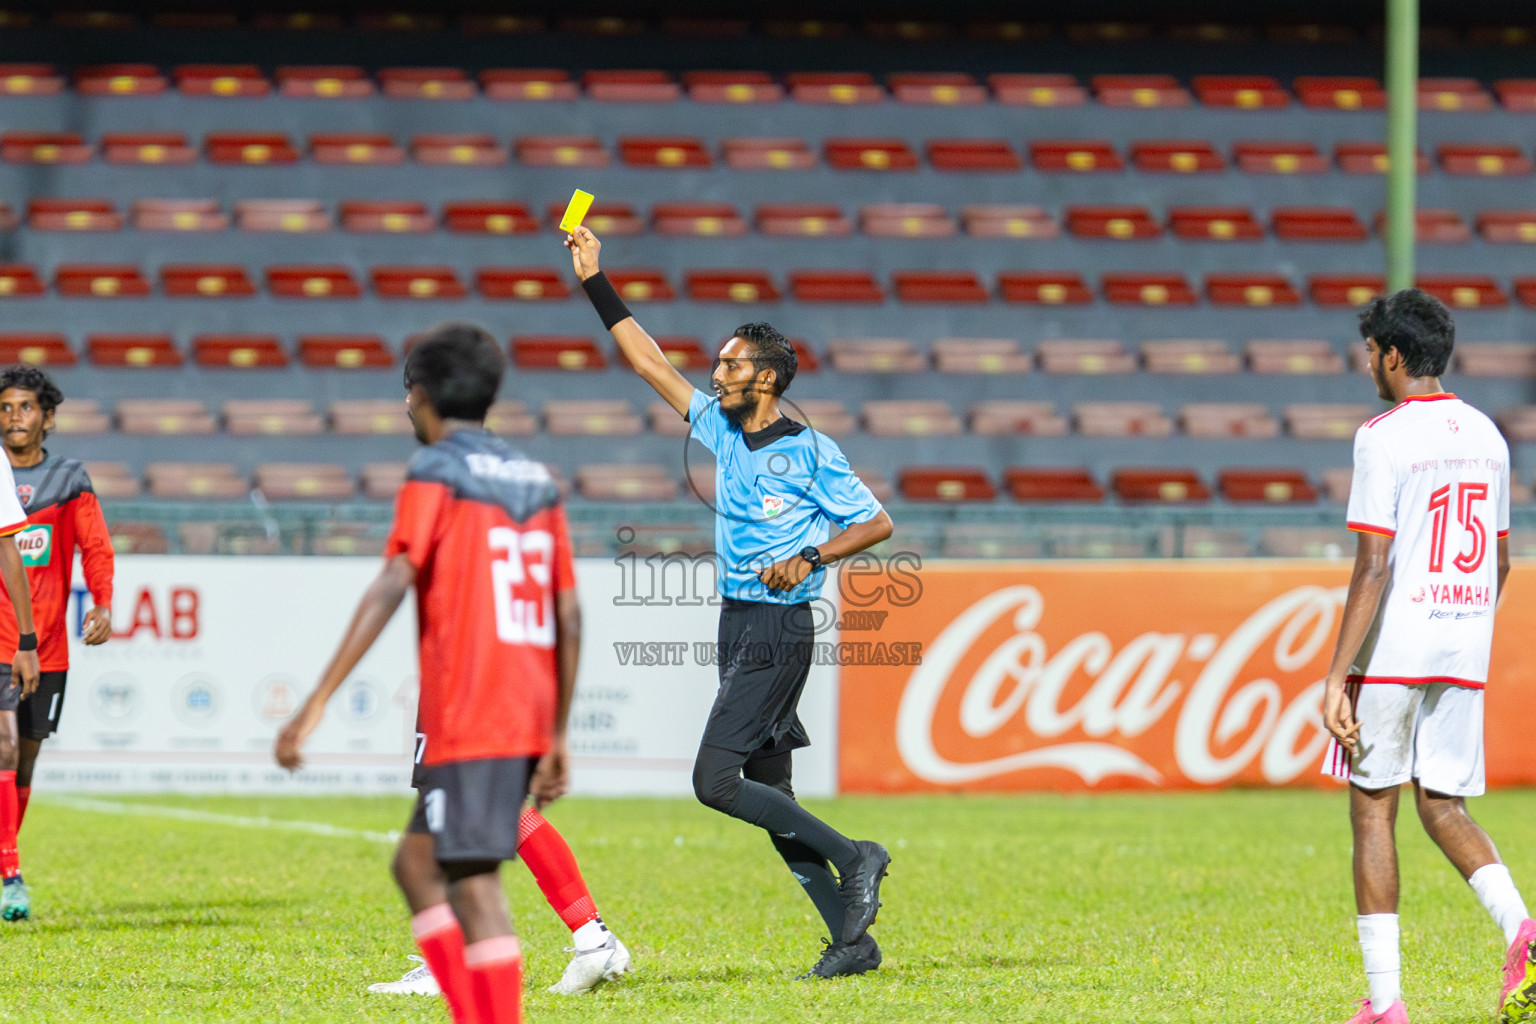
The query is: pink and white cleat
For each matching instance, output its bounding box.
[1338,998,1409,1024]
[1500,918,1536,1024]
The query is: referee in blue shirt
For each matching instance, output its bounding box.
[567,227,895,979]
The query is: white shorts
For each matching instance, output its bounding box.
[1321,682,1485,797]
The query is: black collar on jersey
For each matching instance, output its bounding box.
[741,416,806,452]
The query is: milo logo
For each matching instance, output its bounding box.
[16,525,50,567]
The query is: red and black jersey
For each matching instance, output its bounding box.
[0,453,115,671]
[385,429,575,767]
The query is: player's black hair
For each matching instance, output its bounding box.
[0,365,64,414]
[733,321,797,395]
[402,322,505,421]
[1358,288,1454,378]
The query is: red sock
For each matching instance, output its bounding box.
[0,771,18,878]
[411,904,479,1024]
[517,808,599,931]
[466,936,522,1024]
[15,787,28,829]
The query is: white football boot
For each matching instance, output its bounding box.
[367,955,441,996]
[548,935,632,995]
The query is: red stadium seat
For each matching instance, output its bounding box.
[1494,79,1536,111]
[864,401,962,437]
[545,401,644,436]
[254,464,354,500]
[1438,143,1532,176]
[340,201,433,233]
[682,71,783,104]
[1142,339,1241,373]
[1169,206,1265,240]
[685,270,780,302]
[235,199,330,232]
[789,270,883,302]
[28,198,121,231]
[162,264,257,298]
[1337,141,1430,175]
[969,401,1066,435]
[372,266,467,300]
[860,203,956,237]
[175,64,269,97]
[605,269,674,302]
[0,265,46,297]
[57,265,151,298]
[790,339,821,374]
[1295,75,1385,110]
[483,402,536,435]
[143,463,244,499]
[989,73,1087,106]
[379,67,476,100]
[583,69,681,102]
[786,71,884,105]
[998,272,1093,305]
[55,402,112,434]
[1273,207,1369,241]
[0,203,13,231]
[1478,210,1536,243]
[755,203,851,236]
[935,339,1032,374]
[1,132,92,164]
[1457,344,1536,377]
[131,198,227,231]
[331,400,413,436]
[0,64,65,96]
[82,462,138,495]
[480,69,578,101]
[1093,74,1191,108]
[90,334,181,367]
[195,335,287,369]
[1418,78,1493,112]
[898,467,996,502]
[722,137,816,170]
[268,265,363,299]
[1219,469,1317,504]
[0,333,75,365]
[1233,141,1327,174]
[515,135,607,167]
[1415,274,1507,309]
[1030,139,1123,172]
[546,201,643,235]
[276,65,374,98]
[1286,404,1374,440]
[1372,209,1470,243]
[1066,205,1161,240]
[101,132,195,165]
[444,201,539,234]
[1075,402,1174,436]
[1309,274,1385,308]
[1131,140,1225,173]
[1006,468,1104,502]
[827,339,924,373]
[1192,75,1289,108]
[893,271,988,303]
[512,336,608,371]
[619,136,711,168]
[1516,279,1536,307]
[962,205,1058,239]
[1102,273,1197,306]
[414,134,507,166]
[1112,468,1211,503]
[652,202,747,236]
[825,138,919,171]
[476,268,570,301]
[574,465,678,502]
[206,132,299,165]
[888,72,986,105]
[1247,340,1345,375]
[310,133,405,165]
[1038,340,1136,374]
[1206,273,1301,307]
[299,335,393,368]
[612,337,708,371]
[76,64,166,96]
[926,138,1021,171]
[1181,403,1281,438]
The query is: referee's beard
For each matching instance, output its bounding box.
[718,382,774,426]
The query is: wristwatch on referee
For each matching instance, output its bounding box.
[798,546,824,570]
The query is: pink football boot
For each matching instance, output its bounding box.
[1500,918,1536,1024]
[1338,998,1409,1024]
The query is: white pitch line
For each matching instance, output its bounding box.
[42,795,401,845]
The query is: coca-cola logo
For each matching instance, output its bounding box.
[894,584,1344,787]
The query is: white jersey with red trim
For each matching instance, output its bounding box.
[1345,392,1509,689]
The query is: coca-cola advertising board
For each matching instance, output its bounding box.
[839,562,1536,792]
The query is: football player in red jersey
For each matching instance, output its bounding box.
[0,366,113,921]
[278,324,598,1024]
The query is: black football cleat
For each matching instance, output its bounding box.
[837,840,890,945]
[796,934,882,981]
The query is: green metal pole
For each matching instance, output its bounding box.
[1385,0,1419,292]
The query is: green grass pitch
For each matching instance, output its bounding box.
[7,789,1536,1023]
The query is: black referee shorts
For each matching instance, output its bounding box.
[0,666,68,740]
[700,598,816,756]
[406,756,535,863]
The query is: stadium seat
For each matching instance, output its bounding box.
[1273,207,1369,241]
[77,63,166,95]
[195,334,288,369]
[583,69,681,102]
[1233,141,1328,174]
[1415,274,1507,308]
[988,73,1087,106]
[101,132,196,165]
[1111,468,1211,503]
[0,332,74,365]
[477,268,570,301]
[268,265,363,299]
[825,138,919,171]
[1372,208,1470,243]
[444,201,539,235]
[1142,339,1241,373]
[789,400,856,435]
[118,400,215,434]
[28,198,121,231]
[251,464,354,500]
[0,265,45,297]
[619,136,712,168]
[933,338,1032,374]
[0,64,65,96]
[1005,467,1105,502]
[968,401,1067,435]
[1246,339,1344,374]
[515,135,607,167]
[480,68,577,101]
[57,265,151,298]
[722,138,816,170]
[1285,404,1372,440]
[1494,79,1536,111]
[1336,142,1429,175]
[1066,205,1161,240]
[789,270,883,302]
[83,461,140,497]
[512,335,608,371]
[1192,75,1290,108]
[206,132,299,165]
[1309,273,1385,307]
[339,201,432,233]
[483,401,537,435]
[940,525,1044,558]
[860,203,956,237]
[131,199,227,231]
[1495,407,1536,441]
[685,270,780,302]
[605,269,674,302]
[1206,273,1301,307]
[682,70,783,104]
[575,464,679,502]
[331,400,411,435]
[897,467,997,502]
[53,400,109,433]
[962,205,1058,239]
[648,401,691,437]
[1321,467,1354,504]
[755,203,852,236]
[276,65,374,98]
[1180,403,1281,438]
[995,271,1093,303]
[162,265,257,298]
[1092,74,1191,108]
[360,463,408,500]
[1131,140,1225,173]
[1439,143,1533,176]
[1295,75,1386,110]
[379,67,476,100]
[546,400,644,436]
[176,64,269,97]
[1044,524,1160,558]
[889,72,987,105]
[1037,339,1136,374]
[0,203,15,230]
[1418,78,1493,111]
[1074,402,1175,437]
[926,138,1021,171]
[786,71,884,105]
[1169,207,1265,240]
[224,400,322,434]
[1030,139,1123,172]
[547,201,643,235]
[1180,528,1254,558]
[89,333,181,367]
[106,522,170,553]
[1457,343,1536,378]
[1477,210,1536,243]
[652,202,747,236]
[414,134,507,166]
[299,335,393,368]
[827,339,924,372]
[1102,273,1197,306]
[789,340,820,374]
[893,270,988,302]
[1257,527,1353,558]
[235,200,330,232]
[1,131,92,164]
[372,266,467,300]
[144,463,246,499]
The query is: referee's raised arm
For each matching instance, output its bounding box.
[565,226,694,417]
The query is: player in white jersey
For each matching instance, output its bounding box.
[1321,289,1536,1024]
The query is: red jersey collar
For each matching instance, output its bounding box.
[1401,392,1456,403]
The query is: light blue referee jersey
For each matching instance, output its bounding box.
[687,389,883,605]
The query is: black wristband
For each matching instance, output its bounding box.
[581,272,633,330]
[16,632,37,652]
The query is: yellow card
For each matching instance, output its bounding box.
[559,189,595,233]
